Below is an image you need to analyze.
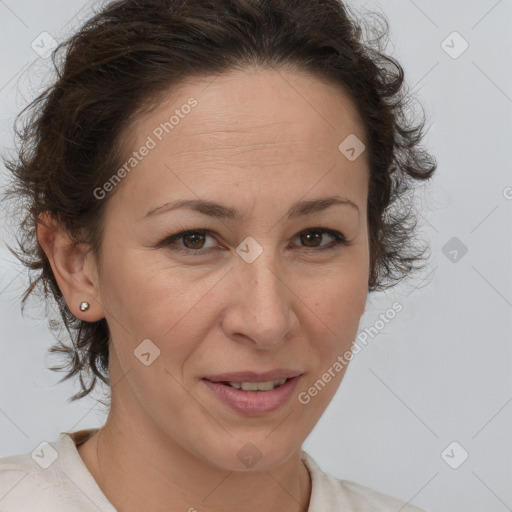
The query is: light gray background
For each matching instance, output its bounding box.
[0,1,511,511]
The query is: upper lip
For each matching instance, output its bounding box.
[203,369,302,383]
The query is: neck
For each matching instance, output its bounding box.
[78,405,311,512]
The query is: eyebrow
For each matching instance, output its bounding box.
[144,195,360,221]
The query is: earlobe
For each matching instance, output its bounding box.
[36,212,104,321]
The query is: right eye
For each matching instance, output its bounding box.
[158,229,220,254]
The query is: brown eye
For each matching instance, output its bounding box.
[182,232,207,249]
[159,229,218,253]
[299,230,324,248]
[297,229,346,250]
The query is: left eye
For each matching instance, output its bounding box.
[159,228,347,254]
[297,229,346,249]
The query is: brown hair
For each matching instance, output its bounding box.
[2,0,436,403]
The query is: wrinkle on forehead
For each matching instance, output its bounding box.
[124,67,365,153]
[158,112,348,170]
[118,68,368,195]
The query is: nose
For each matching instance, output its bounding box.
[220,254,297,350]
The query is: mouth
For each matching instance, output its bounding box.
[203,369,301,384]
[201,370,302,415]
[209,378,289,392]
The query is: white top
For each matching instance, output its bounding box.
[0,428,427,511]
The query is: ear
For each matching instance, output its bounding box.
[36,212,105,321]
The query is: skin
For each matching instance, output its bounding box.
[38,66,370,512]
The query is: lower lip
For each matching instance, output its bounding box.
[202,376,301,415]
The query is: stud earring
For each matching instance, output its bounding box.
[79,301,90,312]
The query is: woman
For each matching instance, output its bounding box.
[0,0,436,510]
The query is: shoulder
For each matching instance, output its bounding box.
[0,446,58,510]
[302,451,428,512]
[0,429,112,512]
[329,479,428,512]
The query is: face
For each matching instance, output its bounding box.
[91,67,370,471]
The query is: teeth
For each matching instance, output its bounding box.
[228,378,287,391]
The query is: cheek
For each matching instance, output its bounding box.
[295,274,367,415]
[310,259,368,320]
[99,247,221,367]
[99,245,180,325]
[305,265,368,359]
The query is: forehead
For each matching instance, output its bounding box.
[130,66,365,153]
[112,67,368,214]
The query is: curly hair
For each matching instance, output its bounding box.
[2,0,436,403]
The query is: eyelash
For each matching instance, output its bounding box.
[157,228,349,255]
